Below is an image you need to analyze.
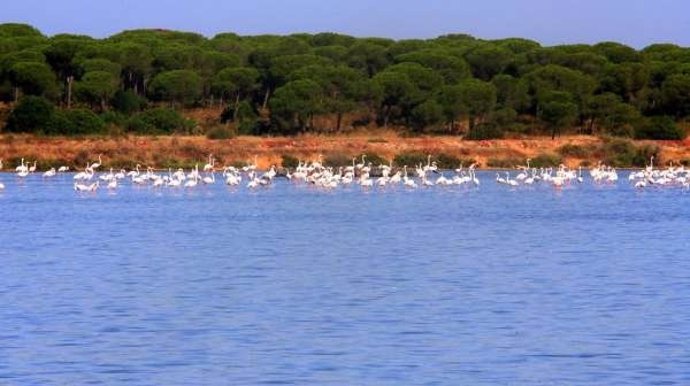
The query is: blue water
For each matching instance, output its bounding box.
[1,173,689,385]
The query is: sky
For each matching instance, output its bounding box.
[3,0,690,48]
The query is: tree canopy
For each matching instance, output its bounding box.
[1,23,688,140]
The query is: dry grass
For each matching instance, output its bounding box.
[1,133,689,170]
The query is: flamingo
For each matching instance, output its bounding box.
[15,158,27,173]
[246,171,260,188]
[203,154,215,172]
[403,166,417,188]
[74,181,99,192]
[243,156,258,172]
[496,173,507,184]
[184,176,199,188]
[356,154,367,170]
[504,172,519,186]
[202,172,216,184]
[359,172,373,187]
[43,168,56,177]
[58,166,70,172]
[17,167,29,178]
[127,164,141,178]
[90,154,102,170]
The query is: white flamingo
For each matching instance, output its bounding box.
[74,181,99,192]
[90,154,102,170]
[203,154,215,172]
[202,172,216,184]
[15,158,27,173]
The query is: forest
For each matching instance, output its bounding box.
[1,23,689,140]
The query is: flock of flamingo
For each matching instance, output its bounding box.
[0,154,688,193]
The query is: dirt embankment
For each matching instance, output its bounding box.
[1,132,689,170]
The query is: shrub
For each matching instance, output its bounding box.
[530,153,563,168]
[237,119,259,135]
[634,115,685,140]
[486,157,523,168]
[606,123,635,138]
[601,138,659,167]
[101,111,127,126]
[393,151,428,167]
[557,144,591,158]
[4,96,54,133]
[602,138,637,167]
[206,125,235,140]
[464,122,504,140]
[127,108,195,134]
[45,108,105,135]
[436,153,461,169]
[324,152,352,167]
[632,144,661,167]
[361,152,388,166]
[111,90,147,115]
[73,149,90,167]
[281,154,299,168]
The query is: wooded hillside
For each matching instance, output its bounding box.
[1,23,689,140]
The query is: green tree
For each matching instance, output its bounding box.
[80,58,121,77]
[410,99,444,131]
[372,71,415,128]
[44,38,86,107]
[148,69,203,107]
[465,44,513,80]
[270,79,323,132]
[114,42,153,95]
[111,90,147,114]
[395,49,471,84]
[346,41,391,77]
[492,74,530,112]
[634,115,685,140]
[458,78,497,129]
[660,74,690,118]
[4,95,54,133]
[584,93,640,136]
[211,67,260,116]
[9,61,58,99]
[538,91,578,139]
[74,71,119,111]
[436,85,465,131]
[290,65,369,131]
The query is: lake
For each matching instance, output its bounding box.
[1,172,689,385]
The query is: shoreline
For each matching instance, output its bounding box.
[1,133,688,170]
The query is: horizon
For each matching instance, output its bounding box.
[3,0,690,49]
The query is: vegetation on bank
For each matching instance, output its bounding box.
[0,23,689,140]
[1,133,683,172]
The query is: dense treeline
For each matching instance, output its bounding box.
[1,23,689,139]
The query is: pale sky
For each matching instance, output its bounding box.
[3,0,690,48]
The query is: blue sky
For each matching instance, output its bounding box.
[3,0,690,47]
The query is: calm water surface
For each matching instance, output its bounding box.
[1,172,689,385]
